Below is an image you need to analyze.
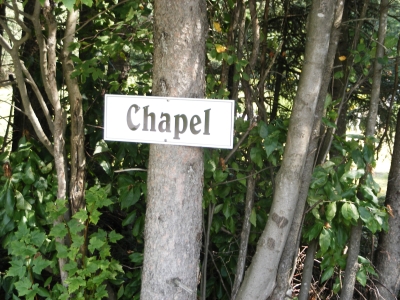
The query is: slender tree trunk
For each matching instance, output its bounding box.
[317,0,369,162]
[269,2,345,297]
[236,1,336,298]
[341,0,389,298]
[298,240,318,300]
[61,8,86,216]
[372,109,400,300]
[231,172,256,299]
[140,1,207,299]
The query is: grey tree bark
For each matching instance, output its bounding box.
[269,1,345,297]
[341,0,389,298]
[236,1,336,299]
[372,110,400,300]
[140,1,207,299]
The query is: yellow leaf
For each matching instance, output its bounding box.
[338,55,346,61]
[215,44,226,53]
[213,21,222,33]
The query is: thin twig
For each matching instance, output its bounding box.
[208,250,232,299]
[114,168,147,173]
[223,116,258,163]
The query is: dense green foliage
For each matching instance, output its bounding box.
[0,0,399,299]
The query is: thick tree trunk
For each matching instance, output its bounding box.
[140,1,207,299]
[372,109,400,300]
[236,1,336,298]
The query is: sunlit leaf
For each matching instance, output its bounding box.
[215,44,227,53]
[213,21,222,32]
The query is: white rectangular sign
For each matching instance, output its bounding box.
[104,94,235,149]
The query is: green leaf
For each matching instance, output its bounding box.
[5,186,14,217]
[30,230,46,248]
[242,72,250,81]
[259,122,268,138]
[341,169,365,181]
[319,228,331,254]
[15,191,32,211]
[72,209,88,222]
[250,147,263,168]
[120,186,141,210]
[359,186,378,205]
[213,170,228,183]
[89,209,102,225]
[250,208,257,227]
[356,266,367,286]
[32,256,51,275]
[7,259,26,278]
[14,277,33,296]
[359,206,373,223]
[22,162,35,185]
[326,202,337,222]
[88,236,105,254]
[66,276,85,294]
[321,266,334,283]
[341,202,359,221]
[122,210,137,227]
[109,230,123,243]
[95,285,109,299]
[117,285,124,299]
[93,140,110,155]
[129,252,144,264]
[222,201,233,219]
[49,223,68,239]
[263,137,278,157]
[63,0,75,11]
[56,243,68,259]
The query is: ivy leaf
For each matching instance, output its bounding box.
[95,285,109,299]
[14,277,33,296]
[72,209,88,222]
[7,259,26,278]
[49,223,68,239]
[66,276,86,294]
[341,202,359,221]
[30,230,46,248]
[88,236,105,254]
[32,256,51,275]
[56,242,69,259]
[89,209,102,225]
[109,230,123,243]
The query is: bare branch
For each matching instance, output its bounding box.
[21,63,55,134]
